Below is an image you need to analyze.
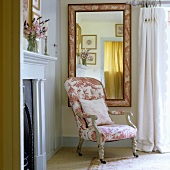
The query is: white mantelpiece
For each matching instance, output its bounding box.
[23,50,57,170]
[23,50,57,79]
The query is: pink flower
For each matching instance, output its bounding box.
[23,16,50,40]
[80,49,90,59]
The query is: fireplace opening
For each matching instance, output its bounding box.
[23,80,34,170]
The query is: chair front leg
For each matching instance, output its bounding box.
[76,137,84,156]
[97,133,106,164]
[132,137,138,158]
[98,143,106,164]
[90,115,106,164]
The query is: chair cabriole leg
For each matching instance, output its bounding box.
[96,131,106,164]
[97,137,106,164]
[132,137,138,158]
[98,144,106,164]
[76,137,84,156]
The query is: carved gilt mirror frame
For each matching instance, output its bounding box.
[68,3,131,107]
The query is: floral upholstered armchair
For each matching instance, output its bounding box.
[64,77,138,164]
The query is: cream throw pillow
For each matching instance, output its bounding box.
[79,98,113,126]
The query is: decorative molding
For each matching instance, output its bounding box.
[23,51,57,170]
[32,79,46,170]
[68,4,131,106]
[23,51,57,79]
[23,50,57,65]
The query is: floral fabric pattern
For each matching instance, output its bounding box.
[81,123,136,142]
[64,77,136,142]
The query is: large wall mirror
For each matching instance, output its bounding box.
[68,3,131,107]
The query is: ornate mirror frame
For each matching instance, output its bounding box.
[68,3,131,107]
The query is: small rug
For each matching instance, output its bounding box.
[88,154,170,170]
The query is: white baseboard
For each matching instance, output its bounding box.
[46,146,62,161]
[62,137,131,147]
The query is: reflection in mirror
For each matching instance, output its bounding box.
[103,39,123,99]
[68,4,131,106]
[76,12,123,100]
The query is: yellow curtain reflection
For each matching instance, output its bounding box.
[104,41,123,99]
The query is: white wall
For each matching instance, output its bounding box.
[79,21,123,70]
[41,0,62,159]
[61,0,140,143]
[22,0,62,163]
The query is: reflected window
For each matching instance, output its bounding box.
[104,41,123,99]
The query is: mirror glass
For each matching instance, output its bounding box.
[68,4,131,106]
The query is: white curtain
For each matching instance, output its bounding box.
[137,7,170,153]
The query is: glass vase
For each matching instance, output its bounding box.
[27,37,38,53]
[82,58,87,65]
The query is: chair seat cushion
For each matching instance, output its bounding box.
[80,123,137,142]
[79,98,113,126]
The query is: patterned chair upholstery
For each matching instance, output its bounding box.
[64,77,138,164]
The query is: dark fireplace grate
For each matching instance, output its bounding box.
[24,80,34,170]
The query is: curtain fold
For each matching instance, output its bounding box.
[138,7,170,153]
[104,41,123,99]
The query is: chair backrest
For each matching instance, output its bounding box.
[64,77,106,129]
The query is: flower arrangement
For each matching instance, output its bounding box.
[23,17,50,52]
[24,17,50,39]
[80,49,93,65]
[80,49,93,61]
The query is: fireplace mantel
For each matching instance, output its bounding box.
[23,50,57,79]
[23,51,57,170]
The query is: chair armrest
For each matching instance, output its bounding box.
[76,112,102,135]
[108,110,137,130]
[76,112,97,120]
[124,112,137,130]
